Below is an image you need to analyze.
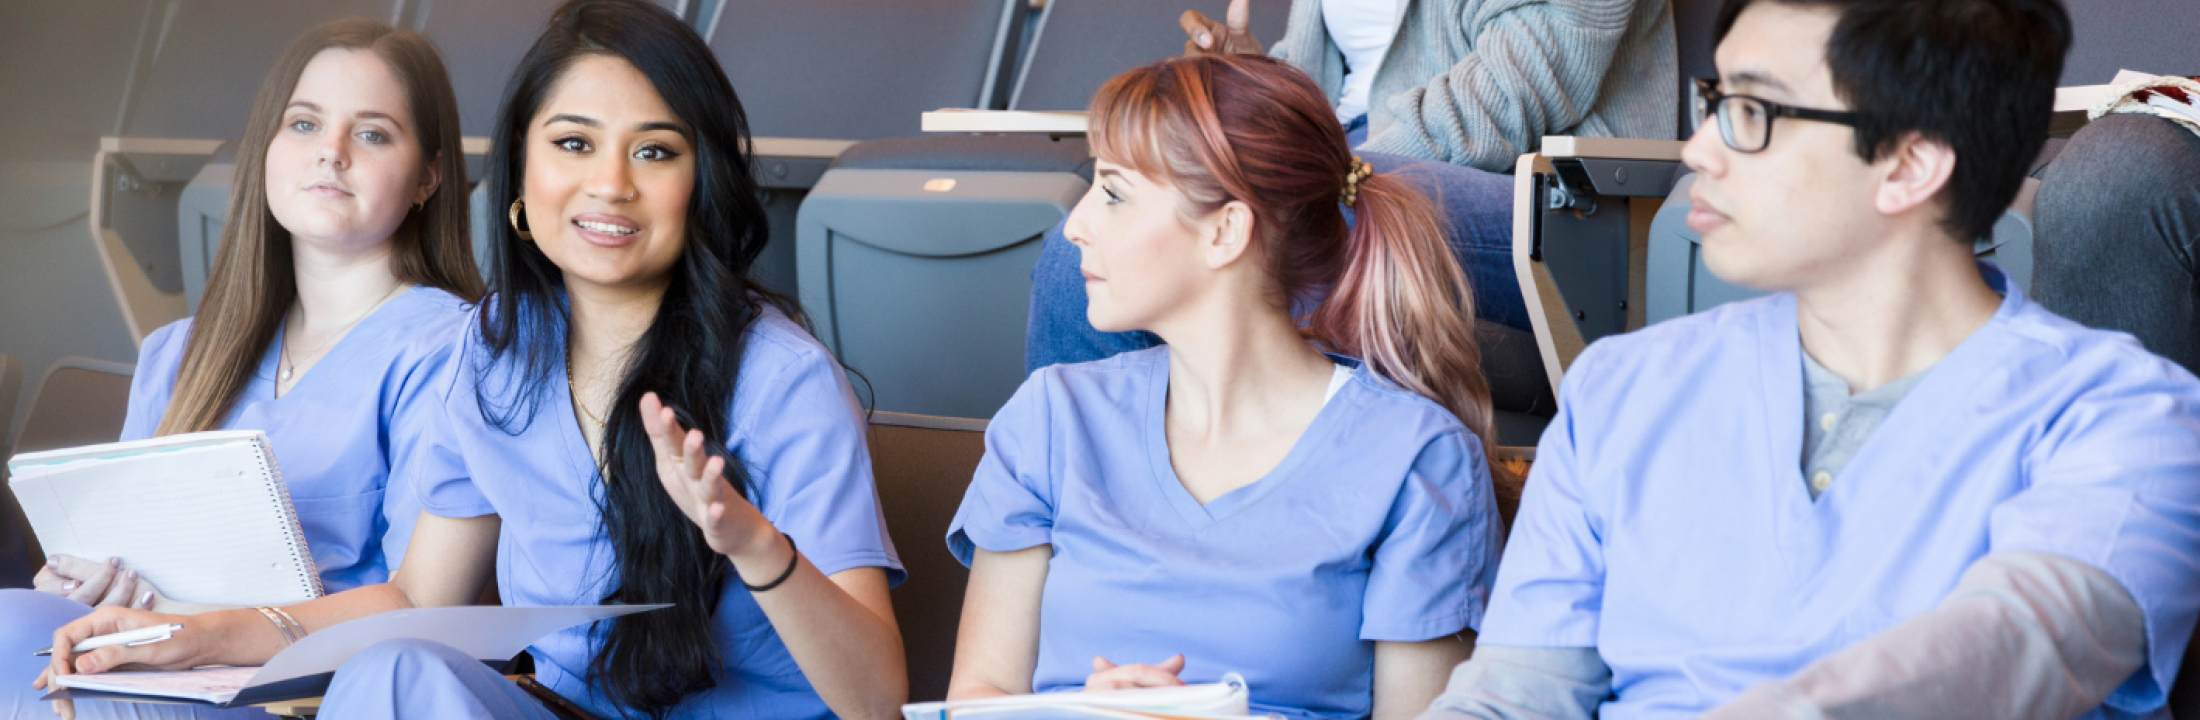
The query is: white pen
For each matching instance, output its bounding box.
[32,624,183,657]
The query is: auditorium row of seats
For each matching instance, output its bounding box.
[31,0,2196,437]
[2,0,2197,706]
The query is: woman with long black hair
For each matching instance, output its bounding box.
[37,2,907,718]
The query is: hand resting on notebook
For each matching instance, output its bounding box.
[32,555,157,609]
[33,555,234,616]
[1086,654,1189,691]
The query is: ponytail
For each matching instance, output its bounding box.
[1307,172,1515,517]
[1087,54,1512,517]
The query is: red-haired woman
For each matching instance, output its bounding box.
[945,55,1504,720]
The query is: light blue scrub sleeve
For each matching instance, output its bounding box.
[1988,355,2200,712]
[119,321,190,441]
[945,372,1059,566]
[1361,429,1500,641]
[1480,342,1613,649]
[731,333,903,582]
[412,374,496,521]
[376,329,467,566]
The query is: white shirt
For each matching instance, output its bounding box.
[1322,0,1403,123]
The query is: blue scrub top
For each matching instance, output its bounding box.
[1482,265,2200,719]
[413,303,904,720]
[120,287,472,594]
[948,347,1503,720]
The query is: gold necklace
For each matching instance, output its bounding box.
[566,356,607,427]
[281,282,407,384]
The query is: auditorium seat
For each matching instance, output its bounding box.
[866,411,989,703]
[1,353,21,451]
[81,0,383,343]
[416,0,574,137]
[706,0,1024,141]
[0,352,31,587]
[791,0,1279,420]
[13,358,134,456]
[1004,0,1290,112]
[118,1,396,142]
[2,355,133,586]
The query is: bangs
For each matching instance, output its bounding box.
[1086,61,1231,205]
[1087,67,1179,185]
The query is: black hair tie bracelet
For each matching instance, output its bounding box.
[741,532,800,593]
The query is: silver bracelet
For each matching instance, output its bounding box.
[267,606,307,642]
[253,606,299,646]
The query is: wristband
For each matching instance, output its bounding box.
[740,533,800,593]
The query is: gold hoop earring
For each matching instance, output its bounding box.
[508,198,533,241]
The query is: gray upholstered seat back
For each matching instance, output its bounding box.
[708,0,1022,141]
[1008,0,1290,112]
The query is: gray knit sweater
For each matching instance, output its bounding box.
[1269,0,1677,172]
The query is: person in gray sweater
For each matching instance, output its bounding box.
[1026,0,1677,373]
[1254,0,1676,172]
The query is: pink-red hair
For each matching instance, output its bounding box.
[1088,55,1504,491]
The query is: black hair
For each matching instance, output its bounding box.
[474,0,800,715]
[1714,0,2072,241]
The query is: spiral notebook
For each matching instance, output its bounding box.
[6,430,322,606]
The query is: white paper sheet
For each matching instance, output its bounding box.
[54,604,668,704]
[901,673,1261,720]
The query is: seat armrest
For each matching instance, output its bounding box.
[752,137,859,190]
[1512,145,1683,392]
[1540,136,1686,161]
[828,135,1092,179]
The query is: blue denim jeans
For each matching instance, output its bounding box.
[1025,143,1525,372]
[2034,113,2200,376]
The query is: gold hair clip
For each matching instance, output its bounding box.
[1340,157,1375,206]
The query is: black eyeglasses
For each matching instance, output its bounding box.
[1694,78,1865,153]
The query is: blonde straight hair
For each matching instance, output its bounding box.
[156,18,482,436]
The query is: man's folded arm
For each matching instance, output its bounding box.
[1703,552,2147,720]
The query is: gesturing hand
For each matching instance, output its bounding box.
[1085,654,1189,692]
[639,392,776,559]
[1180,0,1261,56]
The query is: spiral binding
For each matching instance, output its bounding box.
[251,434,325,600]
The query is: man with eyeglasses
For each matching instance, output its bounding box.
[1414,0,2200,718]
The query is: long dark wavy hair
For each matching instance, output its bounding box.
[473,0,799,715]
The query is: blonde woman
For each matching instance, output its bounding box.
[5,17,478,719]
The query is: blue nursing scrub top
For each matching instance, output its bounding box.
[948,347,1503,720]
[413,304,904,720]
[120,287,472,593]
[1482,264,2200,719]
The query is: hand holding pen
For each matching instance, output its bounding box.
[32,607,213,720]
[33,623,182,657]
